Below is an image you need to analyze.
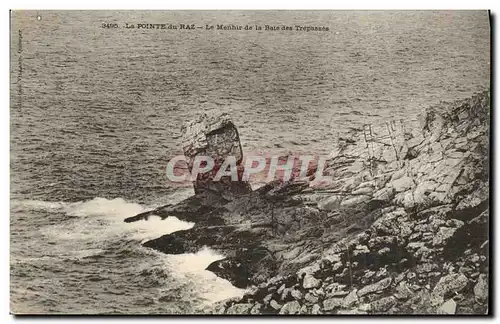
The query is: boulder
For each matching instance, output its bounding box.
[206,257,249,288]
[438,299,456,314]
[303,274,321,289]
[270,299,282,310]
[304,292,319,304]
[373,187,395,202]
[225,303,253,314]
[430,273,468,306]
[369,296,397,313]
[474,274,488,302]
[323,298,343,311]
[279,301,302,314]
[391,176,415,193]
[342,289,359,307]
[250,303,263,314]
[394,281,412,300]
[311,304,322,314]
[357,277,392,297]
[181,110,252,196]
[340,195,371,207]
[318,195,342,211]
[290,288,303,301]
[432,227,458,246]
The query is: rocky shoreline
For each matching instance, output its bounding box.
[125,90,489,315]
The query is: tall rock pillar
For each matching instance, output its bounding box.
[181,111,252,197]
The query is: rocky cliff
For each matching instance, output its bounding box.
[125,90,489,315]
[211,90,490,315]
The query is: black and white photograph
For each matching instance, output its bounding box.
[9,10,490,315]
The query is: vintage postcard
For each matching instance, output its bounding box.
[10,10,490,315]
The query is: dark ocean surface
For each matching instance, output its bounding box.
[10,10,490,314]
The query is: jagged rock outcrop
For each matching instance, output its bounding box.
[211,90,490,315]
[124,91,489,314]
[136,179,325,288]
[126,113,329,286]
[322,90,489,214]
[181,110,252,197]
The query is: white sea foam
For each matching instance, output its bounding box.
[11,199,68,212]
[13,194,243,305]
[65,197,145,218]
[126,215,194,242]
[27,197,193,244]
[11,197,144,218]
[162,246,245,303]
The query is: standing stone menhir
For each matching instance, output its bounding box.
[181,110,252,197]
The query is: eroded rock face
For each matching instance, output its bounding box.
[323,91,490,214]
[125,91,489,315]
[213,90,489,315]
[181,110,252,197]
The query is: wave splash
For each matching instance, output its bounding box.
[12,197,194,242]
[11,193,243,309]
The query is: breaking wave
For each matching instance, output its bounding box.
[10,194,244,313]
